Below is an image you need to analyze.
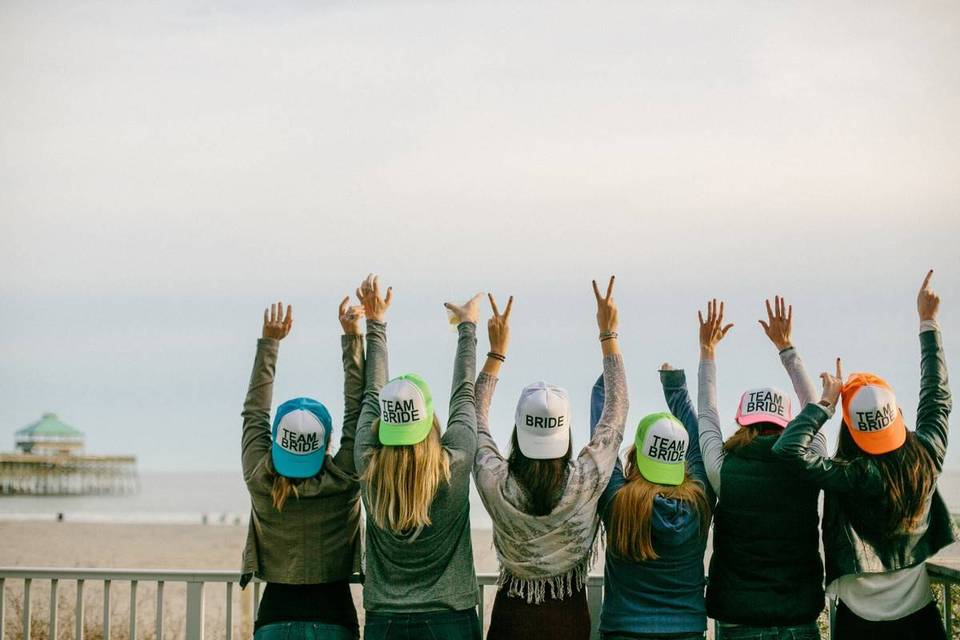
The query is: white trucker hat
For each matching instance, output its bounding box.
[515,381,571,459]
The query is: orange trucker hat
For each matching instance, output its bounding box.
[841,373,906,455]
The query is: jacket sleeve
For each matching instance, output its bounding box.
[473,371,507,485]
[697,358,725,496]
[332,334,365,473]
[241,339,278,483]
[577,354,629,494]
[771,403,874,494]
[780,346,828,456]
[591,373,625,517]
[661,368,712,500]
[442,322,479,455]
[354,320,389,475]
[915,326,951,473]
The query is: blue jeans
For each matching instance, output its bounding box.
[254,621,358,640]
[717,622,820,640]
[364,609,481,640]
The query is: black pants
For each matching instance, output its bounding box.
[486,586,591,640]
[834,599,947,640]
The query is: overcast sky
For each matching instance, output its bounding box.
[1,1,958,471]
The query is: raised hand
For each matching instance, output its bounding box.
[593,276,618,334]
[698,299,733,359]
[356,273,393,322]
[444,292,484,325]
[819,358,843,409]
[487,294,513,356]
[759,295,793,351]
[338,296,365,336]
[918,270,940,322]
[263,301,293,340]
[660,362,675,371]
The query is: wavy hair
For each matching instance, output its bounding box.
[608,445,712,561]
[363,416,451,532]
[507,428,572,516]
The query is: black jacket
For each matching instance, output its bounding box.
[706,435,825,625]
[773,328,957,584]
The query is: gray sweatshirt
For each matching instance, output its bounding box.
[473,354,628,603]
[698,346,827,496]
[354,320,479,612]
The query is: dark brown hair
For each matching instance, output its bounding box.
[608,446,712,561]
[507,428,572,516]
[834,426,936,538]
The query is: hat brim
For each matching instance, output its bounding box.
[272,444,326,479]
[516,429,570,459]
[636,458,685,486]
[379,416,433,446]
[844,415,907,455]
[736,412,789,429]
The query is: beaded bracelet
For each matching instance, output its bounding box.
[487,351,506,362]
[599,331,619,342]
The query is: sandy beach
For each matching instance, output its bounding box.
[0,522,500,639]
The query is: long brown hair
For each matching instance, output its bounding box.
[608,446,712,562]
[507,428,572,516]
[723,421,787,453]
[834,426,936,537]
[363,416,451,533]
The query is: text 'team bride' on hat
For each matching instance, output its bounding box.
[378,374,435,446]
[841,373,906,455]
[514,381,572,460]
[735,387,792,429]
[271,397,333,479]
[634,412,688,486]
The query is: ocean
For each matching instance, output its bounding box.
[1,469,958,528]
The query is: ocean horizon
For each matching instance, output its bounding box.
[1,469,958,528]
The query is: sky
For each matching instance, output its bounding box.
[1,1,958,472]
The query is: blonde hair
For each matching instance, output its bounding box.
[608,446,711,562]
[270,473,301,512]
[363,416,451,533]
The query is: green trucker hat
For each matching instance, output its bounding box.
[378,373,434,446]
[634,412,688,486]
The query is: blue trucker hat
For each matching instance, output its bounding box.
[271,397,332,478]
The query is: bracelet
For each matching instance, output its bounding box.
[487,351,506,362]
[599,331,618,342]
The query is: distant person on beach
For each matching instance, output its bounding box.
[774,270,956,640]
[592,362,714,639]
[697,296,827,640]
[240,298,365,640]
[353,274,483,640]
[472,277,628,640]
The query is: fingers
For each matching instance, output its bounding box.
[592,279,602,302]
[263,308,269,325]
[787,304,793,323]
[339,296,349,317]
[443,302,458,313]
[922,269,933,290]
[285,304,293,327]
[384,286,393,305]
[718,300,725,324]
[372,276,381,299]
[759,319,769,332]
[605,275,615,301]
[504,295,514,319]
[488,293,500,316]
[698,309,705,326]
[721,323,734,337]
[836,357,843,381]
[765,298,774,323]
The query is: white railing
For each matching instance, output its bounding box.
[0,568,604,640]
[0,564,955,639]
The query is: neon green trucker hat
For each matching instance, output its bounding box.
[634,412,688,486]
[378,374,434,446]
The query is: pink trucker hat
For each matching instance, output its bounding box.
[735,387,792,429]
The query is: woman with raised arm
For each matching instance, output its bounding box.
[473,277,629,640]
[353,274,483,640]
[773,271,955,640]
[592,361,714,639]
[240,298,365,640]
[697,297,827,640]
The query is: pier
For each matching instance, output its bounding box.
[1,413,138,495]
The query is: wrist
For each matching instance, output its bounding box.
[775,342,793,352]
[700,346,715,360]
